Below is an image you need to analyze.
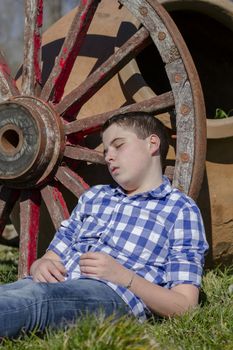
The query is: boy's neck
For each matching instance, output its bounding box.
[125,173,163,197]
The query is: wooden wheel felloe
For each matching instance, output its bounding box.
[0,0,206,277]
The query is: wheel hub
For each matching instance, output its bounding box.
[0,96,65,188]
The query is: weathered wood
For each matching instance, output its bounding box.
[55,166,89,198]
[64,145,105,164]
[41,184,70,231]
[165,59,195,194]
[0,186,20,235]
[120,0,206,198]
[18,190,40,278]
[41,0,100,103]
[55,26,151,116]
[64,91,175,134]
[0,97,65,188]
[120,0,180,64]
[0,50,19,101]
[21,0,43,96]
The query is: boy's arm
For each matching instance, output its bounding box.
[80,201,208,317]
[80,251,198,317]
[120,270,199,317]
[30,203,83,282]
[47,206,82,258]
[29,207,82,283]
[30,194,85,282]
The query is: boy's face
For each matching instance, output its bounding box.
[102,123,159,195]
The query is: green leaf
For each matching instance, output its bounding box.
[214,108,228,119]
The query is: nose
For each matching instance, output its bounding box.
[104,149,115,164]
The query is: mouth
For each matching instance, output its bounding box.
[110,166,119,175]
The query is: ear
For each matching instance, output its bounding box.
[148,134,160,155]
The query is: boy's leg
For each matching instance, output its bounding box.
[0,278,130,338]
[0,278,32,291]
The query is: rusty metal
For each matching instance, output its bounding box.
[0,0,206,277]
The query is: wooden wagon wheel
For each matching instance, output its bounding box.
[0,0,206,277]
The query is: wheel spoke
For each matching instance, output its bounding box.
[18,190,41,278]
[21,0,43,96]
[64,145,105,164]
[0,186,20,235]
[41,183,70,231]
[40,0,100,103]
[65,91,174,135]
[56,165,89,198]
[0,50,19,101]
[55,26,151,116]
[164,165,175,182]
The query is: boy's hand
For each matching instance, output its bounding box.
[30,257,67,283]
[79,252,131,286]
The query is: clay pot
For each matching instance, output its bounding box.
[207,116,233,139]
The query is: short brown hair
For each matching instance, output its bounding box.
[102,112,169,167]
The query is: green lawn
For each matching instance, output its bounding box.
[0,245,232,350]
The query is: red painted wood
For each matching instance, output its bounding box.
[64,145,105,164]
[0,187,20,235]
[40,0,100,103]
[18,190,41,278]
[21,0,43,95]
[64,91,175,135]
[0,51,19,101]
[34,0,43,85]
[55,166,89,198]
[41,183,70,230]
[55,26,150,116]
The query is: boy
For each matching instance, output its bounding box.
[0,112,208,337]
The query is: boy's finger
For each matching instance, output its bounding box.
[80,252,100,260]
[33,272,57,283]
[48,264,66,282]
[79,258,98,267]
[51,270,66,282]
[33,275,47,283]
[80,265,98,274]
[53,260,67,274]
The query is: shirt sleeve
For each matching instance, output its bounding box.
[165,201,209,288]
[47,194,84,259]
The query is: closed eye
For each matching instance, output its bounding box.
[113,139,125,149]
[103,137,126,157]
[115,142,124,149]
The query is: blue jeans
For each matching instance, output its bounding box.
[0,278,130,338]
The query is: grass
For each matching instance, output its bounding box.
[0,246,232,350]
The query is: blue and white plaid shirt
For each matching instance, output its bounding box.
[48,176,208,321]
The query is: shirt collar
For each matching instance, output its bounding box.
[110,176,172,199]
